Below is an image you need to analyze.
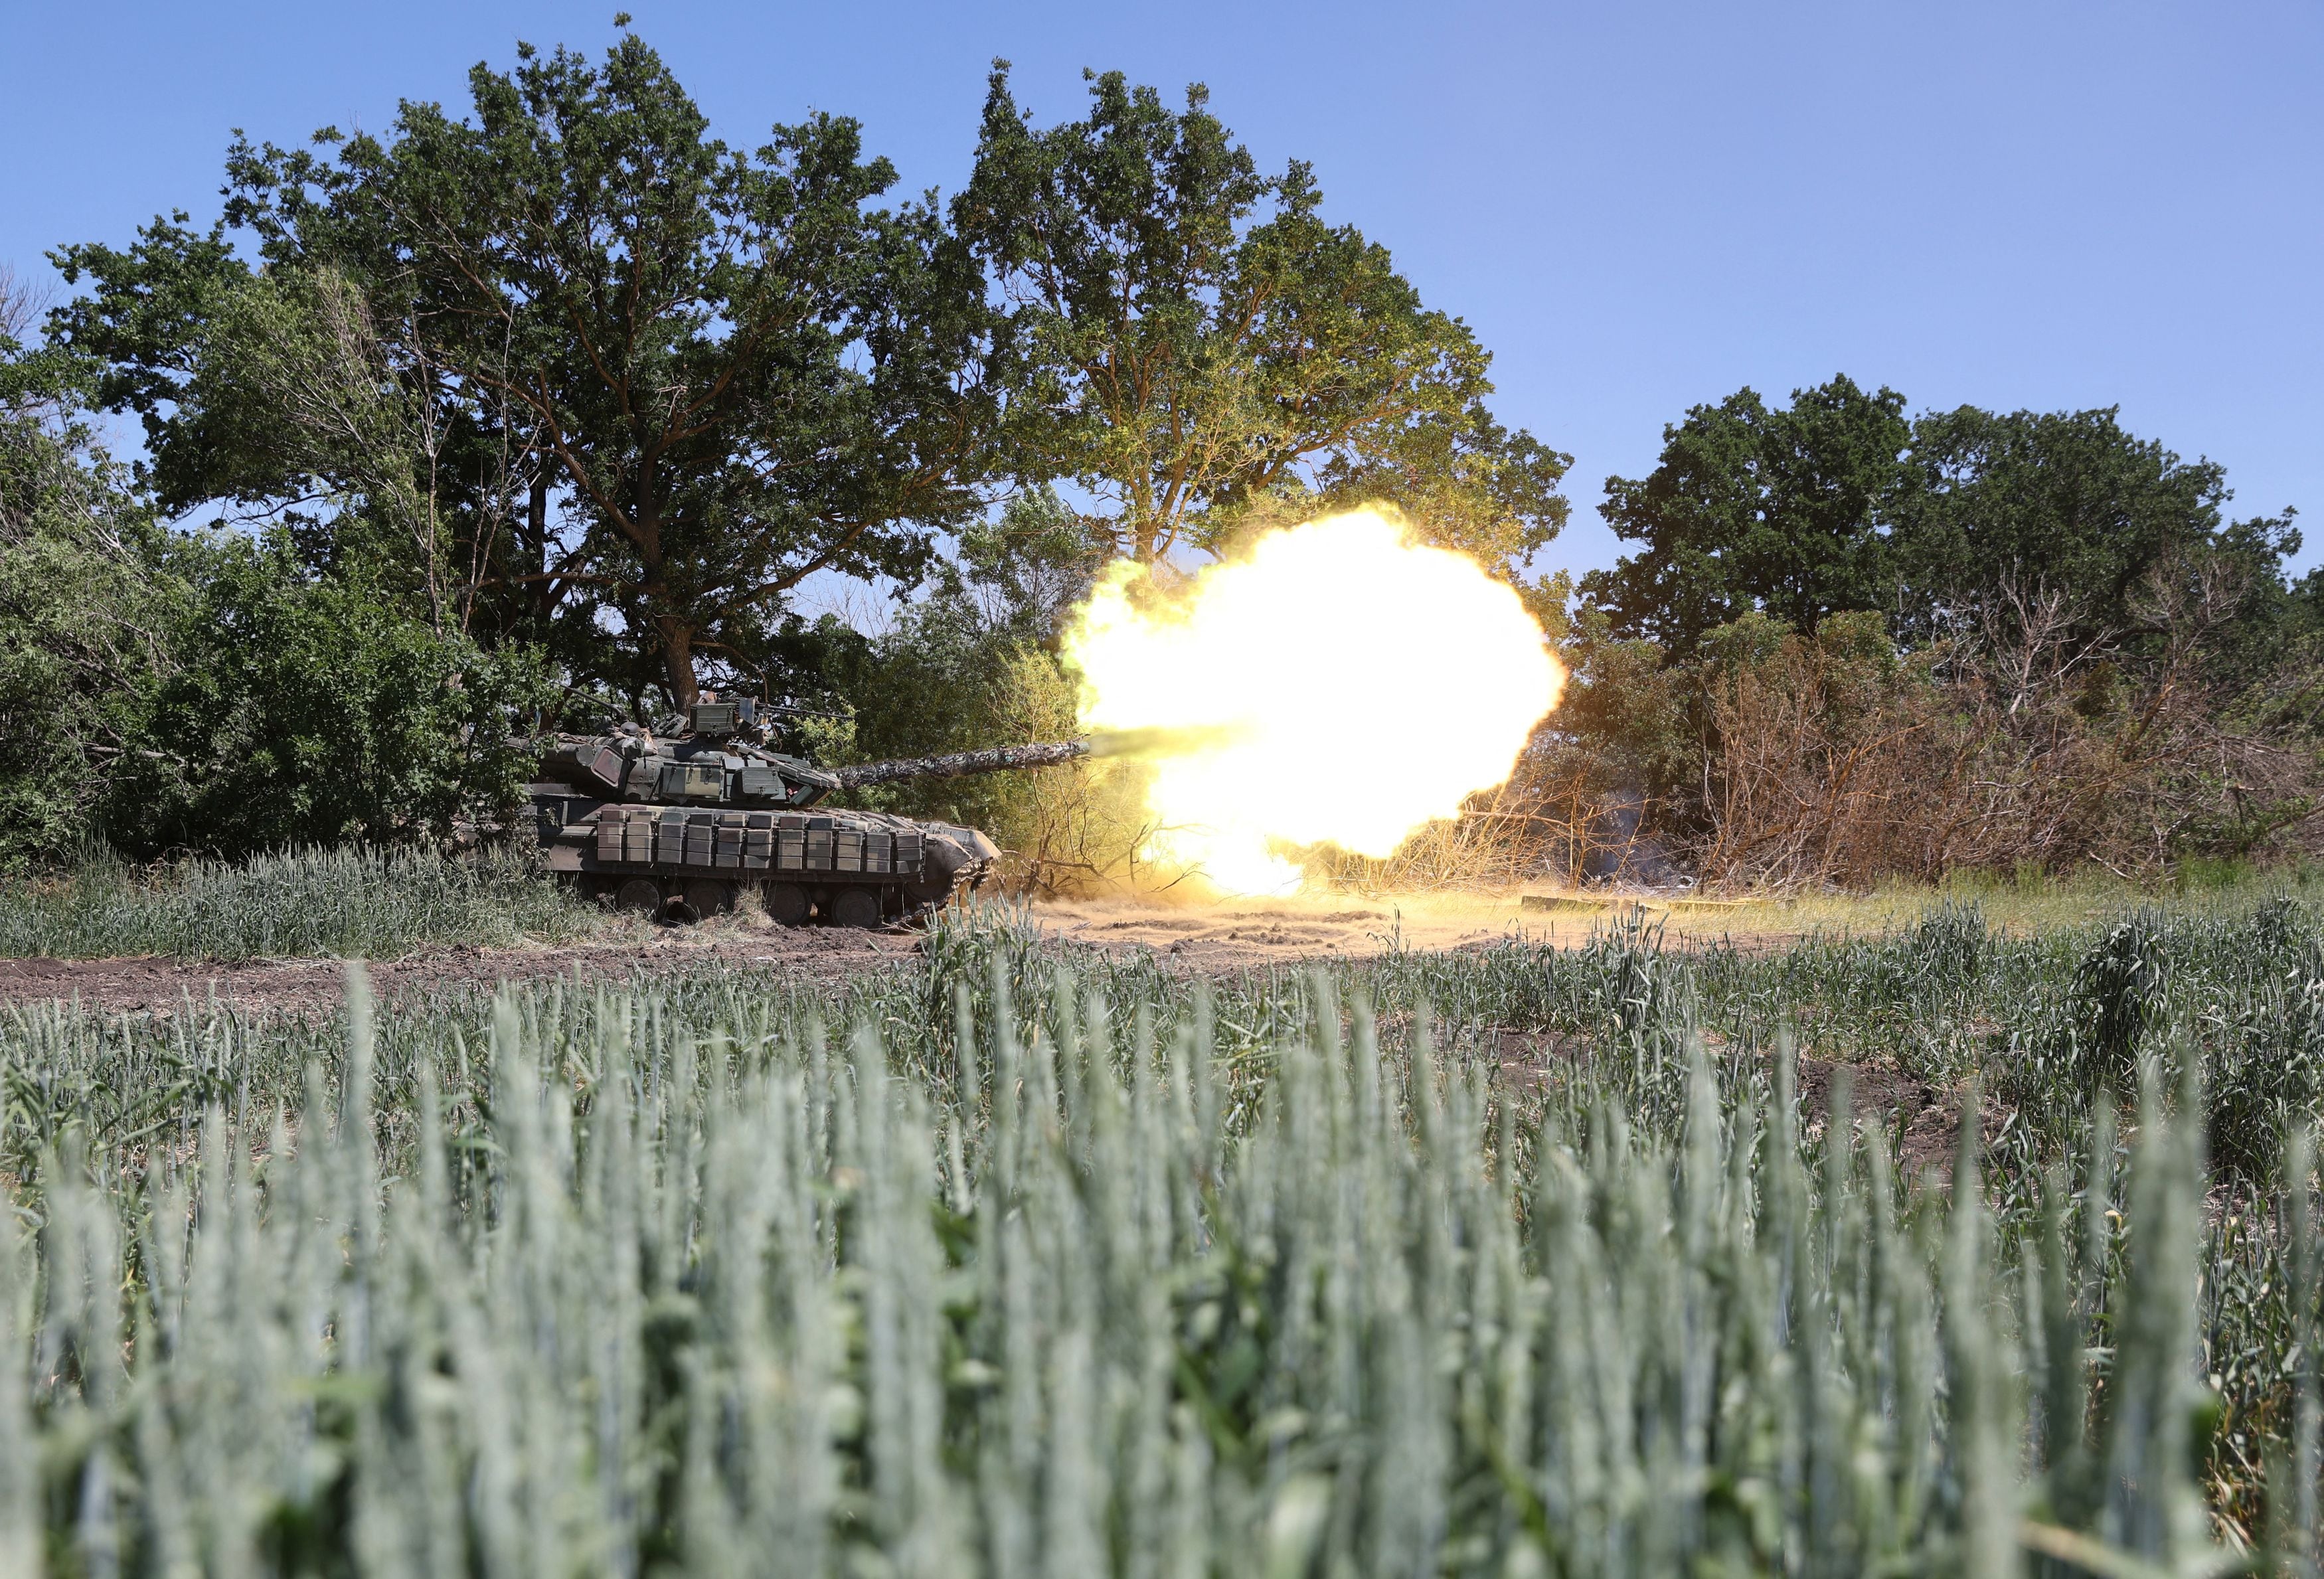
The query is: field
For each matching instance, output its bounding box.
[9,868,2324,1573]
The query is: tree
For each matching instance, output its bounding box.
[0,276,188,868]
[1581,376,1912,655]
[1,272,540,865]
[1583,379,2301,668]
[954,484,1112,642]
[51,210,587,669]
[181,266,467,625]
[54,30,1005,709]
[953,64,1568,586]
[1894,404,2297,665]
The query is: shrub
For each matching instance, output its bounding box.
[109,542,552,858]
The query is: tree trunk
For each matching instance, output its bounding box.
[525,469,551,637]
[659,621,699,710]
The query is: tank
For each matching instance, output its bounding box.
[527,696,1088,927]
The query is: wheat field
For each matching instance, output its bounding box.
[5,902,2324,1574]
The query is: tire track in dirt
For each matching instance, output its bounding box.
[0,894,1814,1019]
[0,928,922,1018]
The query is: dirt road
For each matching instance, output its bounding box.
[1033,890,1805,959]
[0,892,1804,1017]
[0,923,925,1017]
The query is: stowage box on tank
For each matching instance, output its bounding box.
[528,697,1082,928]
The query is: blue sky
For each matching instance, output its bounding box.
[5,1,2318,584]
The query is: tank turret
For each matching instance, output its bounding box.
[527,697,1085,927]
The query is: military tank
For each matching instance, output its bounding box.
[528,696,1086,928]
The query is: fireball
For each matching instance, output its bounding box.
[1062,507,1565,894]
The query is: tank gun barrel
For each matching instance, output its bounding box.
[834,740,1089,790]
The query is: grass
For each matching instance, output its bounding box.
[5,837,2315,966]
[0,845,603,961]
[9,900,2324,1572]
[1507,859,2324,944]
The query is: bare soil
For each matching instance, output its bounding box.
[1473,1025,1966,1183]
[0,923,922,1018]
[1028,890,1807,965]
[1795,1052,1968,1185]
[0,890,1811,1019]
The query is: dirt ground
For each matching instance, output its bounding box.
[0,920,920,1018]
[1466,1024,1963,1183]
[1032,889,1805,959]
[0,890,1807,1019]
[0,891,1963,1170]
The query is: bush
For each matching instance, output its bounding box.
[0,335,185,871]
[1520,599,2324,891]
[107,542,552,859]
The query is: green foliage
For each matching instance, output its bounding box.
[44,210,257,507]
[0,339,184,869]
[2072,908,2173,1090]
[48,234,445,607]
[1,315,550,868]
[954,483,1113,641]
[955,63,1569,588]
[58,30,1005,706]
[1582,377,2302,667]
[11,197,552,870]
[0,843,594,961]
[107,538,551,858]
[1584,375,1911,655]
[168,265,463,620]
[1896,403,2299,661]
[1536,608,1695,798]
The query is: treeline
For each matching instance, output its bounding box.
[2,27,2316,886]
[0,27,1559,873]
[1527,378,2321,887]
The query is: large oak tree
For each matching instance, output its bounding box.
[56,31,1005,708]
[953,64,1568,589]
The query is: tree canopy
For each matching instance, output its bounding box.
[1581,376,1910,655]
[1582,374,2301,667]
[56,30,1006,709]
[13,29,2320,884]
[52,40,1574,713]
[1895,404,2298,665]
[1,270,544,869]
[954,63,1568,586]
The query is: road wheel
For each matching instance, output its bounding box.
[830,888,882,930]
[765,882,811,926]
[683,878,733,917]
[616,878,662,914]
